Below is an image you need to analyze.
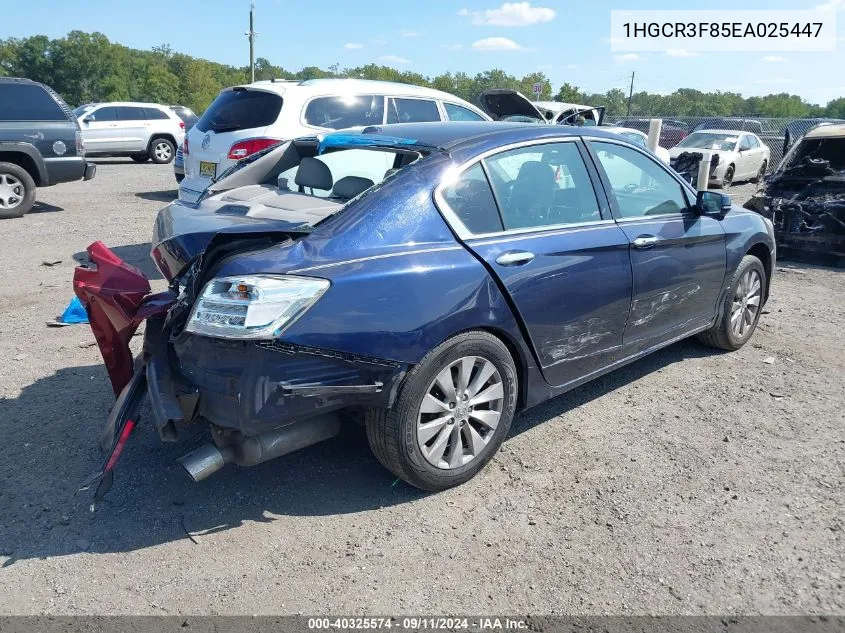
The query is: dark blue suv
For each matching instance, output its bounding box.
[75,122,775,499]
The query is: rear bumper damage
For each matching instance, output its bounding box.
[73,242,406,503]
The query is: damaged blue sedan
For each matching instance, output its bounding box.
[74,122,776,500]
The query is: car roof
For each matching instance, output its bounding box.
[804,123,845,139]
[235,78,481,105]
[688,129,752,136]
[88,101,170,108]
[344,121,629,160]
[602,126,645,136]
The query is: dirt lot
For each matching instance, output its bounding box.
[0,163,842,615]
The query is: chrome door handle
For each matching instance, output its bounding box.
[632,236,660,249]
[495,251,535,266]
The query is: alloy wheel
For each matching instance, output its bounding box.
[154,142,172,161]
[0,173,23,210]
[730,268,762,338]
[417,355,504,469]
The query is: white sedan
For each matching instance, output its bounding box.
[602,126,671,164]
[669,129,770,188]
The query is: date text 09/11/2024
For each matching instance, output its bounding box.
[306,617,529,630]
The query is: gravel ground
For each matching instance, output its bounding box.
[0,162,842,615]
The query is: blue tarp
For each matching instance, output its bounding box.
[59,296,89,324]
[319,134,420,154]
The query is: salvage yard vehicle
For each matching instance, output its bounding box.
[0,77,96,218]
[614,118,688,149]
[669,129,770,188]
[73,122,775,502]
[180,78,490,196]
[73,101,186,164]
[479,89,604,126]
[601,126,671,164]
[745,123,845,261]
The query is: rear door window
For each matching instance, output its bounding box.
[387,98,441,123]
[117,106,147,121]
[483,142,601,229]
[303,95,384,129]
[0,83,67,122]
[195,89,283,133]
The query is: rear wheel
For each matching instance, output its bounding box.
[130,153,149,163]
[0,162,36,219]
[698,254,766,351]
[149,138,175,164]
[365,331,517,491]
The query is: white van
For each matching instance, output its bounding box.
[180,78,490,196]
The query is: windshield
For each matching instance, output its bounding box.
[782,137,845,172]
[72,104,93,117]
[677,133,738,151]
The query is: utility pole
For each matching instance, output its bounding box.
[247,0,256,83]
[626,71,635,117]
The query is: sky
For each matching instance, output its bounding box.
[3,0,845,105]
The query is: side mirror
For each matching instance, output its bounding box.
[696,190,731,217]
[83,116,94,123]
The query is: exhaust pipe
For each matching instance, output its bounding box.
[179,443,231,482]
[178,414,341,483]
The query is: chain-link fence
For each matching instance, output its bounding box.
[603,115,842,174]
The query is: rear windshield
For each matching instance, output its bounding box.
[0,83,68,122]
[195,89,282,133]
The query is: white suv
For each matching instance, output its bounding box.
[73,102,186,164]
[180,78,489,194]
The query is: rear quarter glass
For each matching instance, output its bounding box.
[0,82,71,122]
[195,89,283,133]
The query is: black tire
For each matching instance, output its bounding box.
[719,164,734,189]
[365,331,518,491]
[148,137,175,164]
[698,254,766,351]
[0,161,36,219]
[752,160,767,184]
[130,154,149,163]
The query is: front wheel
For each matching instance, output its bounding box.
[752,160,767,184]
[149,138,175,164]
[719,164,734,189]
[365,331,518,491]
[698,254,766,351]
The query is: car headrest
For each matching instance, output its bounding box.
[384,168,399,179]
[295,157,333,191]
[332,176,375,200]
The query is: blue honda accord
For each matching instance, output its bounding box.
[75,122,775,498]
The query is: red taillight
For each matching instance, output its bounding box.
[179,121,186,130]
[227,138,281,160]
[183,137,189,155]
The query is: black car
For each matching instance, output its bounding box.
[0,77,96,218]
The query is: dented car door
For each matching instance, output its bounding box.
[439,138,632,388]
[587,139,727,354]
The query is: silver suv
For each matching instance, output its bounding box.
[73,102,185,164]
